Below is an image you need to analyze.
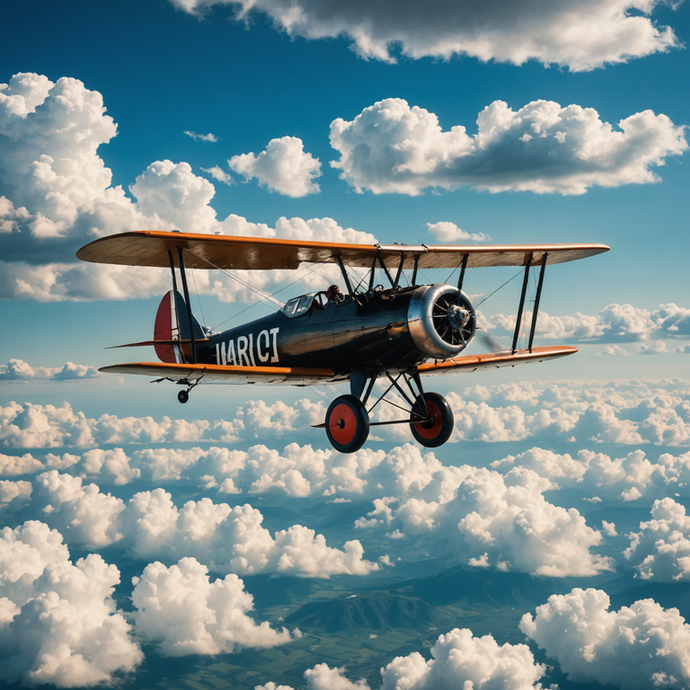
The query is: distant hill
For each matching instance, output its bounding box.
[393,565,570,609]
[285,590,448,633]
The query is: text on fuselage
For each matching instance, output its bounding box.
[216,327,280,367]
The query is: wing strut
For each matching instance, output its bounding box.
[457,253,469,291]
[177,246,197,364]
[512,256,532,354]
[528,254,547,351]
[335,254,355,298]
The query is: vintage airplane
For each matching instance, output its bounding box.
[77,231,608,453]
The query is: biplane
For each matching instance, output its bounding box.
[77,231,609,453]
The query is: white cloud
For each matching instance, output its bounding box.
[489,302,690,344]
[0,521,142,687]
[330,98,686,195]
[169,0,680,71]
[443,380,690,447]
[259,627,547,690]
[521,587,690,689]
[0,358,99,381]
[596,344,632,356]
[426,221,489,243]
[1,451,44,476]
[131,557,292,656]
[624,498,690,581]
[183,130,218,142]
[201,164,233,183]
[359,465,612,577]
[228,136,322,197]
[492,446,690,502]
[33,474,380,578]
[0,479,32,506]
[638,340,668,354]
[0,72,375,302]
[35,471,125,548]
[122,490,380,577]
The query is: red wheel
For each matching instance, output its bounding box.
[410,392,454,448]
[325,395,370,453]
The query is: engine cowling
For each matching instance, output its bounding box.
[407,284,476,359]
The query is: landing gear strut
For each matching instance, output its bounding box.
[176,378,199,404]
[320,369,454,453]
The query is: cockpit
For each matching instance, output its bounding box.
[281,292,328,318]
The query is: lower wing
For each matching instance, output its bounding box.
[100,345,576,385]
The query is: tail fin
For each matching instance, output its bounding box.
[154,290,205,363]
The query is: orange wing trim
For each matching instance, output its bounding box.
[77,230,609,271]
[418,345,578,376]
[99,361,344,386]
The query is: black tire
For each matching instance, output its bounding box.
[178,389,189,404]
[325,394,370,453]
[410,392,454,448]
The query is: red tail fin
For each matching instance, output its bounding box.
[154,290,182,363]
[154,290,206,363]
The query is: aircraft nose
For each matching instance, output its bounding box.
[448,305,470,329]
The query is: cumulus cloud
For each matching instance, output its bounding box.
[492,447,690,503]
[0,358,98,381]
[33,475,380,578]
[258,627,547,690]
[228,136,322,197]
[0,398,328,449]
[131,557,292,656]
[521,587,690,689]
[426,221,489,243]
[357,465,611,577]
[34,471,125,548]
[0,72,375,302]
[624,498,690,581]
[330,98,686,195]
[0,521,142,687]
[0,479,32,506]
[183,130,218,142]
[169,0,680,71]
[443,379,690,447]
[489,302,690,344]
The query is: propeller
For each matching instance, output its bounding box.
[476,328,509,353]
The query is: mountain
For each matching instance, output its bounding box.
[285,590,448,633]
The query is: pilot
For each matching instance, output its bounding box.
[325,284,345,303]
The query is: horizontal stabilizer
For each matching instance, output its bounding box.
[106,339,210,349]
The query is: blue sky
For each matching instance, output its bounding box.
[1,1,690,689]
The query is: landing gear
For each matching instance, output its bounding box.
[320,369,455,453]
[410,392,454,447]
[325,395,370,454]
[176,378,199,404]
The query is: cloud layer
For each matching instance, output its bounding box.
[330,98,686,195]
[170,0,680,71]
[32,472,381,578]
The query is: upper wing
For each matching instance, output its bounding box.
[77,230,609,271]
[418,345,577,376]
[100,361,346,386]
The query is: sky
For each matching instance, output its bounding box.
[1,0,690,689]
